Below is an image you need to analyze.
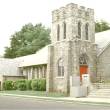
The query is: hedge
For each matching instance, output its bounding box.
[3,80,14,90]
[26,80,32,90]
[3,79,46,91]
[15,79,26,90]
[31,79,46,91]
[17,82,27,91]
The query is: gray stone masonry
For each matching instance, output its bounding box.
[47,3,97,94]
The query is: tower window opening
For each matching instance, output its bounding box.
[63,22,66,39]
[57,24,60,41]
[85,23,89,40]
[78,22,81,39]
[58,58,64,76]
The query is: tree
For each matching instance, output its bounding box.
[4,23,51,58]
[95,20,110,33]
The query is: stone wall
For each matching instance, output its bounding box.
[73,40,97,82]
[51,3,94,43]
[47,41,71,93]
[97,45,110,82]
[47,39,97,93]
[47,3,96,94]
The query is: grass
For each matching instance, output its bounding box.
[0,90,66,98]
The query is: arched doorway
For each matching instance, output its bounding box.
[79,54,88,81]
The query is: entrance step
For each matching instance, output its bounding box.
[88,83,110,98]
[92,83,110,89]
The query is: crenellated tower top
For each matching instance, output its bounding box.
[51,3,95,43]
[52,3,94,23]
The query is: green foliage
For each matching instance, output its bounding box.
[38,79,46,91]
[3,79,46,91]
[31,79,39,91]
[95,20,110,33]
[17,82,27,91]
[15,79,26,85]
[26,80,32,90]
[3,80,14,90]
[15,79,26,91]
[4,23,51,58]
[31,79,46,91]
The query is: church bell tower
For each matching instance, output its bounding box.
[47,3,97,93]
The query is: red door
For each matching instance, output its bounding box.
[80,65,88,80]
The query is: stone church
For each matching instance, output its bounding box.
[47,3,97,94]
[0,3,110,96]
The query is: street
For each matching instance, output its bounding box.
[0,95,110,110]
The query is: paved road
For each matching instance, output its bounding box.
[0,96,110,110]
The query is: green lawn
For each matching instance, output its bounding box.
[0,90,66,97]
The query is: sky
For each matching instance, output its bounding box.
[0,0,110,56]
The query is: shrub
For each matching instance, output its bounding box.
[16,79,26,84]
[26,80,32,90]
[39,79,46,91]
[17,82,26,91]
[3,79,46,91]
[15,79,26,91]
[13,81,17,90]
[31,79,39,91]
[15,79,26,87]
[31,79,46,91]
[3,80,14,90]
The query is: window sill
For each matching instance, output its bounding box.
[56,76,65,79]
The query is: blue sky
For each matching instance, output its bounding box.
[0,0,110,56]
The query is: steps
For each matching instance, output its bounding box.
[88,83,110,98]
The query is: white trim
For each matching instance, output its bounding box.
[56,76,65,79]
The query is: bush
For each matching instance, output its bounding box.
[15,79,26,83]
[17,82,26,91]
[15,79,26,91]
[13,81,17,90]
[31,79,39,91]
[3,79,46,91]
[39,79,46,91]
[31,79,46,91]
[15,79,26,86]
[3,80,14,90]
[26,80,32,90]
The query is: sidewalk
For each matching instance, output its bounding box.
[1,93,110,105]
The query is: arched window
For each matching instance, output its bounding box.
[79,54,87,65]
[85,23,89,40]
[78,22,81,39]
[57,24,60,41]
[63,22,66,39]
[58,58,64,76]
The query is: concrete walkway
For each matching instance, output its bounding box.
[0,93,110,104]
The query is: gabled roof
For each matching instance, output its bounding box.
[95,30,110,55]
[18,30,110,67]
[0,46,48,75]
[1,30,110,72]
[18,46,48,67]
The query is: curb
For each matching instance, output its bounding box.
[1,93,110,106]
